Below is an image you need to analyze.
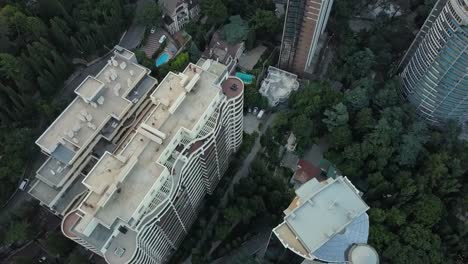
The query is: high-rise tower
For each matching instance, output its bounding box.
[399,0,468,126]
[29,47,244,264]
[278,0,334,76]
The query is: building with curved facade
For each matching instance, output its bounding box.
[29,47,244,264]
[399,0,468,126]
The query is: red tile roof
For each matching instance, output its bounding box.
[293,159,325,183]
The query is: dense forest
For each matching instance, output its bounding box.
[262,0,467,263]
[0,0,134,201]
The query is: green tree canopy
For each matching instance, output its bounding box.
[250,10,282,39]
[201,0,228,26]
[220,16,250,45]
[136,1,162,27]
[45,232,76,257]
[323,103,349,131]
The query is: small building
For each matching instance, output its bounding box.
[160,0,200,35]
[202,31,245,73]
[273,176,378,263]
[292,159,326,186]
[260,66,299,106]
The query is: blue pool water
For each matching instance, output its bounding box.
[236,72,255,84]
[156,52,170,67]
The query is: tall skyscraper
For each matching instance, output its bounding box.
[399,0,468,126]
[278,0,334,76]
[29,47,244,264]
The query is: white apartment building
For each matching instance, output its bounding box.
[29,47,244,264]
[160,0,200,35]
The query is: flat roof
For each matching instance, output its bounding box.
[75,76,104,101]
[274,176,369,259]
[36,156,71,187]
[72,60,230,253]
[35,51,148,164]
[260,66,299,106]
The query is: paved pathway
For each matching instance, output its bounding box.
[185,113,277,264]
[119,0,148,50]
[222,113,276,207]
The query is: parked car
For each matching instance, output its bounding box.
[253,107,259,114]
[19,179,30,191]
[159,34,167,44]
[257,109,265,119]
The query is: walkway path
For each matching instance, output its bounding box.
[220,113,277,207]
[185,113,277,263]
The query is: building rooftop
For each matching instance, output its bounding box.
[203,31,244,66]
[273,176,369,260]
[293,159,326,184]
[64,59,232,261]
[35,52,148,165]
[260,66,299,106]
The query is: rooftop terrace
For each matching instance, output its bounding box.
[35,51,149,165]
[260,66,299,106]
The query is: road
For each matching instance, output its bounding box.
[119,0,149,50]
[220,113,277,207]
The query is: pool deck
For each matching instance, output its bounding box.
[156,52,170,67]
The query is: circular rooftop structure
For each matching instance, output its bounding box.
[221,76,244,99]
[348,244,379,264]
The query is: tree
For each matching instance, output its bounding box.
[45,232,76,257]
[37,0,70,21]
[13,256,33,264]
[0,53,19,79]
[374,78,400,108]
[385,207,406,227]
[3,221,30,244]
[136,1,162,27]
[342,48,375,82]
[220,16,249,44]
[67,251,88,264]
[250,10,282,39]
[323,103,349,131]
[410,195,442,227]
[329,125,352,149]
[397,121,429,166]
[354,107,375,135]
[344,80,371,111]
[201,0,228,26]
[187,41,201,62]
[49,17,72,51]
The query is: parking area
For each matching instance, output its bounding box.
[243,114,261,134]
[142,29,176,56]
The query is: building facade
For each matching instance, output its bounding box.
[160,0,200,35]
[278,0,334,76]
[399,0,468,126]
[29,47,244,264]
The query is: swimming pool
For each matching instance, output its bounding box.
[156,52,170,67]
[236,72,255,84]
